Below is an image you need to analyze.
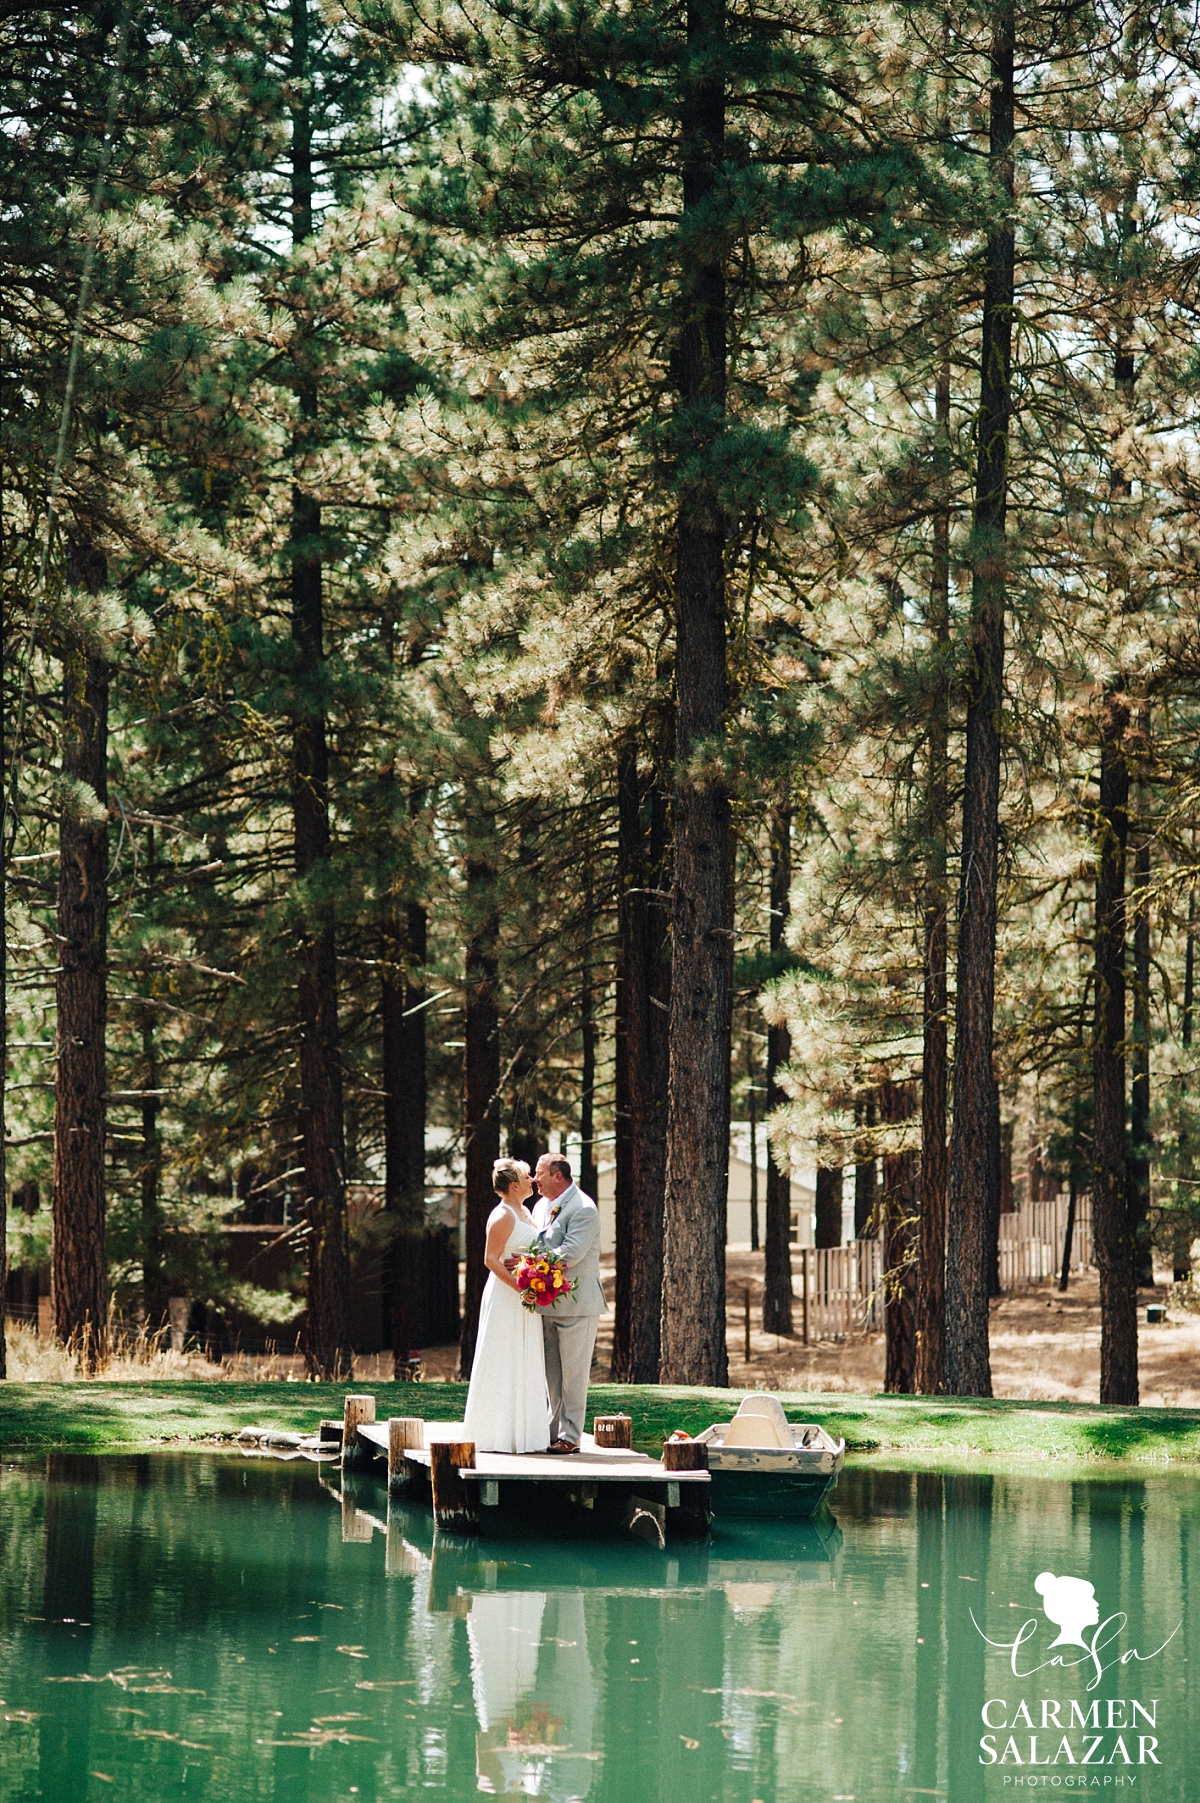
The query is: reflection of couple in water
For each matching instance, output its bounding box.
[1035,1571,1100,1648]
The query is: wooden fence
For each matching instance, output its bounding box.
[998,1192,1092,1288]
[791,1194,1093,1343]
[796,1242,885,1343]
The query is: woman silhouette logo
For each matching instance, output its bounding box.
[1034,1572,1101,1648]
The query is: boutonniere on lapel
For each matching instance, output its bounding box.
[549,1203,564,1223]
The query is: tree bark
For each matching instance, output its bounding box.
[612,740,670,1381]
[1130,811,1153,1288]
[1093,687,1138,1403]
[985,1075,1003,1298]
[291,0,349,1379]
[815,1168,842,1249]
[748,1066,759,1252]
[580,869,599,1201]
[661,0,732,1386]
[54,540,110,1369]
[763,797,793,1334]
[460,855,500,1379]
[946,5,1013,1398]
[140,1009,167,1330]
[292,468,349,1378]
[383,901,428,1375]
[915,362,950,1396]
[882,1080,918,1393]
[854,1093,877,1239]
[0,531,6,1377]
[1176,889,1196,1282]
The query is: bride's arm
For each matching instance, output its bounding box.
[484,1214,524,1292]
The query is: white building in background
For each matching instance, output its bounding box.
[582,1122,816,1254]
[410,1125,823,1258]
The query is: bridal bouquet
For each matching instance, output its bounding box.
[516,1248,575,1312]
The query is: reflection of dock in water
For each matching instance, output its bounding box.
[319,1472,842,1801]
[323,1469,843,1603]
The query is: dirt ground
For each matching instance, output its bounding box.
[408,1250,1200,1407]
[14,1248,1195,1401]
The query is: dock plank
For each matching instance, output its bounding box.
[356,1421,709,1484]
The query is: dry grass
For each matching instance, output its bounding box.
[7,1258,1197,1405]
[2,1319,311,1384]
[3,1320,448,1386]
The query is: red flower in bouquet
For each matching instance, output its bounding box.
[515,1248,575,1312]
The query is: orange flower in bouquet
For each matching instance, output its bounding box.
[515,1248,575,1312]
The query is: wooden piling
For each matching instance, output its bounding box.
[387,1417,425,1495]
[341,1393,377,1471]
[385,1511,423,1578]
[341,1485,373,1543]
[427,1538,474,1613]
[593,1414,632,1450]
[430,1440,478,1534]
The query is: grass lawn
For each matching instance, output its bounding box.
[3,1379,1200,1468]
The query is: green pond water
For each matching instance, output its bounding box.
[0,1452,1196,1802]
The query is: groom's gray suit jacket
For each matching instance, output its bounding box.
[535,1184,606,1314]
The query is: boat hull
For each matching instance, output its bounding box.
[707,1465,840,1520]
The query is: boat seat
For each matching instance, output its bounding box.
[723,1396,794,1449]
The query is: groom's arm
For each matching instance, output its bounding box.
[554,1200,600,1267]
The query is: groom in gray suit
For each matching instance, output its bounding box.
[532,1153,606,1453]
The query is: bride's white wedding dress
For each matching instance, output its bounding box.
[462,1204,551,1454]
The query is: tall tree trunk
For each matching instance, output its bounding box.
[0,540,6,1378]
[762,796,793,1334]
[460,855,500,1379]
[1130,806,1153,1288]
[1176,889,1195,1282]
[661,0,732,1387]
[138,833,166,1331]
[580,869,599,1201]
[507,1046,541,1169]
[749,1089,760,1249]
[854,1093,877,1238]
[916,363,951,1396]
[140,1010,166,1330]
[985,1073,1003,1298]
[882,1080,918,1393]
[382,901,427,1376]
[54,540,109,1369]
[1183,889,1195,1052]
[815,1168,842,1248]
[612,741,669,1381]
[945,6,1014,1398]
[291,0,349,1379]
[1093,687,1138,1402]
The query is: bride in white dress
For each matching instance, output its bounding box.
[462,1158,551,1454]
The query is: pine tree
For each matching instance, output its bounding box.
[944,0,1015,1400]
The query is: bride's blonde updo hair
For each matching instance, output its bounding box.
[492,1157,529,1196]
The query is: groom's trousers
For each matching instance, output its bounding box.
[542,1313,600,1446]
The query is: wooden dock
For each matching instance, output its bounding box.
[348,1416,711,1543]
[359,1419,711,1542]
[236,1391,846,1537]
